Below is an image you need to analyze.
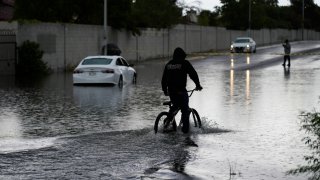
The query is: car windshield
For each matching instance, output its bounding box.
[82,58,112,65]
[235,39,250,43]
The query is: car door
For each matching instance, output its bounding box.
[250,39,256,52]
[120,58,130,82]
[116,58,126,82]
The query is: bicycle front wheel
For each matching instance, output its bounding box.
[190,108,202,128]
[154,112,177,134]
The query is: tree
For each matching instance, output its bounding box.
[13,0,320,32]
[290,0,320,31]
[218,0,320,30]
[220,0,250,29]
[13,0,182,34]
[287,109,320,179]
[108,0,133,29]
[131,0,182,29]
[198,10,220,26]
[16,41,51,76]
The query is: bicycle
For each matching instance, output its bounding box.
[154,89,202,134]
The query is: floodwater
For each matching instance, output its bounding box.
[1,41,320,179]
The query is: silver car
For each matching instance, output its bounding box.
[230,37,256,53]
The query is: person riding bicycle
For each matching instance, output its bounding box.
[161,47,203,134]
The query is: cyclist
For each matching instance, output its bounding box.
[161,47,203,134]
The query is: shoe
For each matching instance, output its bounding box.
[181,126,189,134]
[184,137,198,147]
[288,64,290,67]
[282,64,285,66]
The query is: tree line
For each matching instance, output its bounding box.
[201,0,320,31]
[13,0,320,34]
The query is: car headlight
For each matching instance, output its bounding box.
[231,45,234,48]
[246,44,250,48]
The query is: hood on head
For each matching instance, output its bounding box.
[172,47,186,61]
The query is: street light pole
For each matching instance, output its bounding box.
[248,0,251,37]
[302,0,304,40]
[104,0,108,55]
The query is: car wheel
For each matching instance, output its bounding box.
[132,73,137,84]
[253,47,256,53]
[118,76,123,88]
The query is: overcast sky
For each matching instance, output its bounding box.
[182,0,320,11]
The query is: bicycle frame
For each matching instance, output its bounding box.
[154,89,202,134]
[163,89,196,124]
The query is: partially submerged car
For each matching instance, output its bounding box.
[230,37,256,53]
[73,56,136,86]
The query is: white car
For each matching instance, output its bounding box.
[73,56,137,86]
[230,37,256,53]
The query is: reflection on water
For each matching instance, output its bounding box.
[246,70,250,101]
[73,86,125,107]
[228,70,251,102]
[246,54,251,64]
[284,66,290,79]
[230,56,234,69]
[229,53,251,69]
[230,70,234,97]
[228,54,251,103]
[0,110,22,138]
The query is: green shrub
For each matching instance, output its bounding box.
[16,40,51,76]
[287,109,320,179]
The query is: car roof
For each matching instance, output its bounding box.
[84,55,122,60]
[236,37,252,39]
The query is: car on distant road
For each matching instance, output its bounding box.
[230,37,256,53]
[73,56,137,87]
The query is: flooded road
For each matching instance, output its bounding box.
[1,41,320,179]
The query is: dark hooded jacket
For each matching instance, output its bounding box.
[161,47,201,94]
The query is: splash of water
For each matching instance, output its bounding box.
[0,137,57,154]
[191,117,231,134]
[0,110,57,154]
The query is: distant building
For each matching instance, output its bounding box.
[186,10,198,24]
[0,0,14,21]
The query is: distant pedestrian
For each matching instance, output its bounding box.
[282,39,291,67]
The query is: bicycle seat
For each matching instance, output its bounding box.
[163,101,171,106]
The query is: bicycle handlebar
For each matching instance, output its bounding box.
[162,88,200,106]
[187,88,200,97]
[187,89,196,92]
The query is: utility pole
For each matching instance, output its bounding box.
[248,0,251,37]
[302,0,304,40]
[104,0,108,55]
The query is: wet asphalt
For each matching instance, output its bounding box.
[1,41,320,179]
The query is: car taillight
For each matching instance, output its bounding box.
[73,69,83,74]
[101,69,114,73]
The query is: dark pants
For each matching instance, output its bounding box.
[169,91,190,133]
[283,55,290,66]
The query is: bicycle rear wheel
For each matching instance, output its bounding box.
[190,108,202,128]
[154,112,177,134]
